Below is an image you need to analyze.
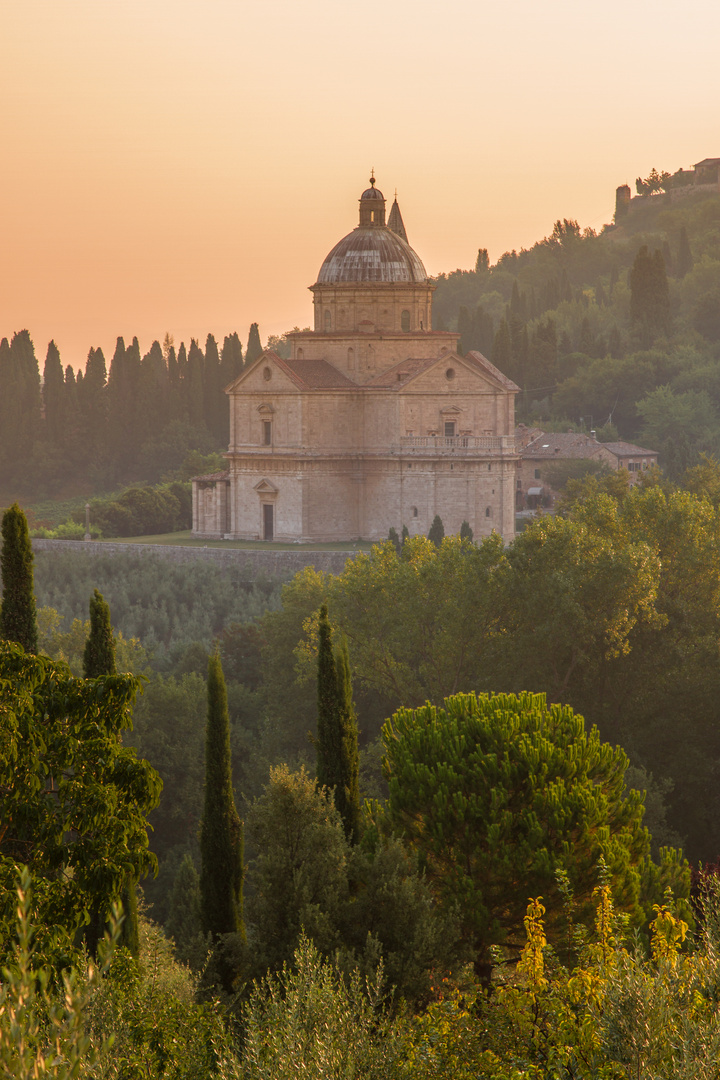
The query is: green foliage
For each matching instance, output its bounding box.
[387,526,402,554]
[33,547,285,667]
[83,587,117,678]
[0,502,38,653]
[245,765,349,974]
[240,933,387,1080]
[0,643,161,965]
[382,691,678,977]
[165,854,209,970]
[200,653,245,944]
[459,520,473,542]
[427,514,445,548]
[316,606,360,841]
[0,868,112,1079]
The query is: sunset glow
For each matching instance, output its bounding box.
[2,0,718,370]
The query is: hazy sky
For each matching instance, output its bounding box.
[2,0,718,372]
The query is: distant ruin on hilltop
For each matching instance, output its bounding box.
[615,157,720,221]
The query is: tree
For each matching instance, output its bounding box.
[0,642,161,964]
[245,322,263,366]
[82,589,117,678]
[427,514,444,548]
[246,765,349,974]
[42,340,65,450]
[676,225,693,278]
[630,245,670,344]
[315,606,361,840]
[459,520,473,542]
[0,503,38,653]
[474,248,489,274]
[199,652,244,944]
[382,690,684,981]
[388,526,402,554]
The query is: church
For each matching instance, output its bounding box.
[192,177,519,543]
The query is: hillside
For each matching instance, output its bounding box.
[433,184,720,475]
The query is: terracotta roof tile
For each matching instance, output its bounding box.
[602,441,657,456]
[523,433,606,459]
[276,356,357,389]
[192,470,229,482]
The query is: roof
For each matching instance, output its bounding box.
[275,356,357,390]
[694,158,720,168]
[192,470,229,482]
[602,441,657,457]
[387,198,408,243]
[361,185,385,200]
[316,226,427,284]
[366,351,520,393]
[367,357,437,388]
[464,351,521,392]
[523,433,607,459]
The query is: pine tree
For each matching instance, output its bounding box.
[83,588,117,678]
[245,323,263,366]
[0,503,37,653]
[315,605,360,841]
[428,514,445,548]
[200,652,245,942]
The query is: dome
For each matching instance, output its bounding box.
[361,185,385,200]
[316,227,428,284]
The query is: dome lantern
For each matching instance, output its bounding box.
[359,173,386,227]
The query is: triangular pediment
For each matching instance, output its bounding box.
[253,478,278,494]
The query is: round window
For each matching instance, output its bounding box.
[263,367,272,381]
[446,367,455,380]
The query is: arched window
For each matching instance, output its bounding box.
[401,309,411,332]
[347,347,354,367]
[485,507,491,517]
[324,310,331,332]
[412,506,418,518]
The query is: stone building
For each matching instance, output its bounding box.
[193,177,519,542]
[516,427,658,510]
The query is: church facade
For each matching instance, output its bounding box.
[192,178,519,543]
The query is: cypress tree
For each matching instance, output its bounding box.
[245,323,263,366]
[81,588,140,957]
[43,340,66,450]
[460,520,474,543]
[333,635,360,841]
[316,605,360,841]
[83,588,117,678]
[677,226,693,278]
[187,339,206,429]
[401,524,410,544]
[0,503,37,653]
[428,514,445,548]
[316,604,339,792]
[388,526,402,554]
[200,652,245,942]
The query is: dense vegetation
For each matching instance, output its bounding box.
[0,325,262,499]
[5,180,720,1075]
[433,186,720,475]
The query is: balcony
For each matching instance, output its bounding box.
[398,435,517,456]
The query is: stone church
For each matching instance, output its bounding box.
[192,177,519,542]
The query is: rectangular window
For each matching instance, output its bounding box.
[534,468,541,479]
[444,421,456,438]
[262,420,272,445]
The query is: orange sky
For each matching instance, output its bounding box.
[2,0,718,373]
